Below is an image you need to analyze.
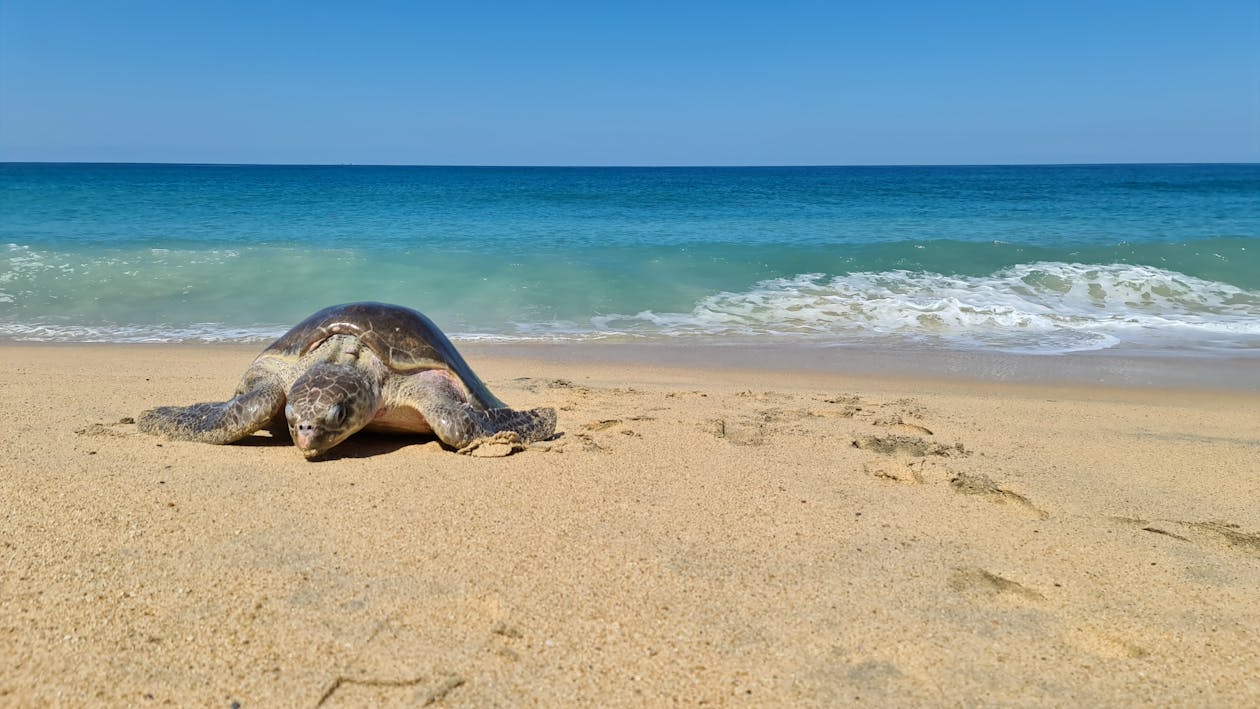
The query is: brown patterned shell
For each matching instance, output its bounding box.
[260,302,506,410]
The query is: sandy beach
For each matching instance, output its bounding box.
[2,342,1258,706]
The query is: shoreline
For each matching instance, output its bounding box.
[3,342,1258,704]
[462,340,1260,392]
[4,338,1257,392]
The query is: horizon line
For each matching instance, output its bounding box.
[4,160,1258,169]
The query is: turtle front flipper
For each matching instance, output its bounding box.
[427,402,558,450]
[469,405,558,445]
[138,379,286,444]
[389,371,557,449]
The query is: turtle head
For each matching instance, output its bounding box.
[285,363,380,459]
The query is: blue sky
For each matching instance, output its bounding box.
[1,1,1257,165]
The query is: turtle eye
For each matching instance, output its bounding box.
[325,403,346,426]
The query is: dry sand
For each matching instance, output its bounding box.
[2,343,1259,706]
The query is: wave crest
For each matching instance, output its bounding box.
[591,263,1260,353]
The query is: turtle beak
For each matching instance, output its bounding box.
[293,422,326,457]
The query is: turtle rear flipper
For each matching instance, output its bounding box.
[138,380,285,444]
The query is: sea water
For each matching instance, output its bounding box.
[2,163,1258,356]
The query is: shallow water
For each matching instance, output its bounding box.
[2,163,1258,355]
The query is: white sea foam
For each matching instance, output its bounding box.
[590,263,1260,353]
[0,322,285,344]
[3,252,1259,353]
[0,321,617,345]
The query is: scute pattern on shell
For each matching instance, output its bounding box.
[259,302,506,410]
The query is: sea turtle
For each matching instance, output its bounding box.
[138,302,557,458]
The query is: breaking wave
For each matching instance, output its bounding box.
[589,263,1260,353]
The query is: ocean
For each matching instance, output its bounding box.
[2,162,1258,356]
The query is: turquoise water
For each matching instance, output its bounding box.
[2,163,1258,354]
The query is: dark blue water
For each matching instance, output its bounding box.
[2,163,1258,353]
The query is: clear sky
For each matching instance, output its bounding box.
[1,0,1257,165]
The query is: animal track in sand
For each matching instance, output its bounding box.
[818,393,866,405]
[735,390,793,402]
[316,673,465,707]
[704,415,770,446]
[567,418,649,450]
[888,397,931,420]
[806,394,938,434]
[568,432,611,453]
[458,431,528,458]
[948,566,1045,603]
[511,431,605,454]
[582,419,622,431]
[813,393,872,418]
[511,377,595,409]
[1119,517,1260,556]
[512,376,586,392]
[580,416,653,432]
[804,407,863,419]
[1063,627,1150,660]
[863,458,954,485]
[857,433,1049,520]
[75,418,137,437]
[1139,526,1190,542]
[702,405,837,447]
[872,414,934,437]
[665,390,708,399]
[854,433,984,496]
[1184,521,1260,554]
[851,434,965,458]
[950,472,1049,519]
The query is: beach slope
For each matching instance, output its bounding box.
[2,344,1258,705]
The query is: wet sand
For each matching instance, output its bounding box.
[2,343,1258,705]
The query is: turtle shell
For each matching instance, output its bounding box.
[262,302,506,410]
